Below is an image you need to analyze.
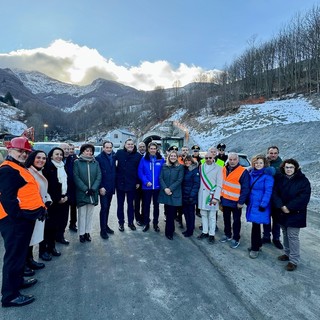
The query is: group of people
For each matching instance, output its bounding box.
[0,137,311,308]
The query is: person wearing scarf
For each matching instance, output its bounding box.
[197,152,223,243]
[73,144,101,243]
[25,150,52,270]
[42,147,69,259]
[272,159,311,271]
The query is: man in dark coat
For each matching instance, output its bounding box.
[66,143,78,232]
[114,139,142,231]
[96,141,116,239]
[262,145,283,249]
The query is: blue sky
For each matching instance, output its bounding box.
[0,0,318,90]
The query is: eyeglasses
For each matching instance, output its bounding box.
[12,149,29,154]
[205,157,213,159]
[284,166,295,169]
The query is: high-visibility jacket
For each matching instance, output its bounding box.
[200,158,224,167]
[0,160,45,219]
[221,165,246,202]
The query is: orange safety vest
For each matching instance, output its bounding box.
[221,166,246,202]
[0,160,45,219]
[178,156,185,165]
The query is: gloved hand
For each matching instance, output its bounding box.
[45,201,52,208]
[38,209,48,221]
[86,189,94,196]
[258,206,266,212]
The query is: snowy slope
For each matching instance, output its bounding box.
[178,96,320,150]
[0,102,27,135]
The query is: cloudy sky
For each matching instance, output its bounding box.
[0,0,317,90]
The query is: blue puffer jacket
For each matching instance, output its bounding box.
[182,164,200,204]
[138,152,165,190]
[246,167,274,224]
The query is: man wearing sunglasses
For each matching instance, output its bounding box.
[220,152,250,249]
[197,153,223,243]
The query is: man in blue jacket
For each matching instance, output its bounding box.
[138,142,165,232]
[96,141,116,239]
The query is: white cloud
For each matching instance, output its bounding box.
[0,39,219,90]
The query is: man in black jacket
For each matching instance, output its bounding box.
[96,141,116,239]
[114,139,142,231]
[262,145,283,249]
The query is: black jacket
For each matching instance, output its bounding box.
[272,170,311,228]
[182,164,200,204]
[114,147,142,191]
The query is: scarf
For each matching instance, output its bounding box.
[51,160,68,194]
[79,154,94,162]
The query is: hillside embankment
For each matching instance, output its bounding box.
[219,121,320,212]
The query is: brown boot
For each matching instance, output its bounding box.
[285,262,297,271]
[277,254,289,261]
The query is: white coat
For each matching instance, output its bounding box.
[198,162,223,211]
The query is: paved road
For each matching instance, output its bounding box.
[1,200,319,320]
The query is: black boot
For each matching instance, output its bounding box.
[27,258,45,270]
[84,233,92,241]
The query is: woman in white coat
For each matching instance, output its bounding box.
[197,152,223,243]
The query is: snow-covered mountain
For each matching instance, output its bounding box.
[12,69,142,112]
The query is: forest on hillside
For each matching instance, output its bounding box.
[2,5,320,142]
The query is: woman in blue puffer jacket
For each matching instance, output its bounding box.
[246,154,274,259]
[138,142,165,232]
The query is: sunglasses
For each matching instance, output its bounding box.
[205,157,213,159]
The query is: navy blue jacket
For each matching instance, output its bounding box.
[65,154,78,204]
[96,151,116,195]
[114,147,142,191]
[182,164,200,204]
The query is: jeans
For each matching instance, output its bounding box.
[281,226,301,265]
[222,206,242,242]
